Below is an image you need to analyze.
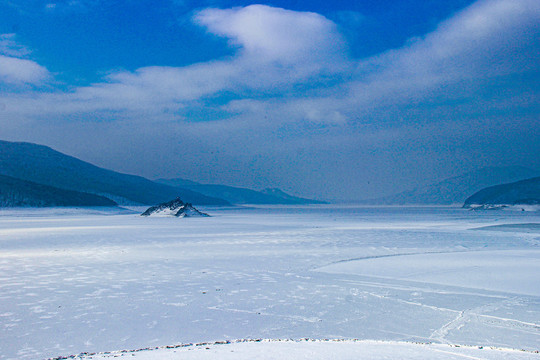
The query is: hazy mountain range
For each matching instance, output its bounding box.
[155,179,326,205]
[0,140,228,206]
[362,166,539,205]
[1,140,537,208]
[0,140,323,207]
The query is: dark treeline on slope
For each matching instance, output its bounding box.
[0,174,117,207]
[0,140,228,206]
[464,176,540,207]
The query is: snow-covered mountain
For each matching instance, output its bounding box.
[141,198,210,217]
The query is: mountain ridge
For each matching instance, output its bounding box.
[156,178,326,205]
[0,173,117,207]
[464,176,540,208]
[361,166,539,205]
[0,140,228,206]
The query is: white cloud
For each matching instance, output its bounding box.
[192,0,540,137]
[0,55,50,85]
[0,34,50,85]
[0,5,349,116]
[195,5,346,65]
[1,0,538,134]
[356,0,540,89]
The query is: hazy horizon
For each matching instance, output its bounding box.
[1,0,538,200]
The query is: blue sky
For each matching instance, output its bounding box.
[0,0,473,84]
[0,0,538,200]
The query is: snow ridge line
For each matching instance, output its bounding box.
[47,338,540,359]
[321,249,488,268]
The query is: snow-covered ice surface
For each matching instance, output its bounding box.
[317,249,540,296]
[0,205,539,359]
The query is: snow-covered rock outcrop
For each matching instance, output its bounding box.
[141,198,210,217]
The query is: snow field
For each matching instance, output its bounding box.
[0,206,539,359]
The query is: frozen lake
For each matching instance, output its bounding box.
[0,205,539,359]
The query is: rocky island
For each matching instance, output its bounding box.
[141,198,210,217]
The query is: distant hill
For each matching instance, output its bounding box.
[0,140,228,206]
[0,174,117,207]
[260,188,326,204]
[464,177,540,208]
[363,166,539,205]
[156,179,326,205]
